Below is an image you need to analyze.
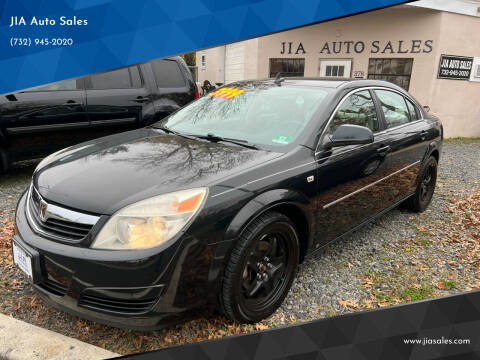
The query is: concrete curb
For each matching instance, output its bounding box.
[0,313,119,360]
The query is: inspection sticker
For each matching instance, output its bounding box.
[209,87,245,100]
[272,135,292,144]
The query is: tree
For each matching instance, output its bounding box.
[181,52,196,66]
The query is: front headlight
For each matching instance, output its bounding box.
[91,188,208,250]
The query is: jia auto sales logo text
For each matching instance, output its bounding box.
[280,40,433,55]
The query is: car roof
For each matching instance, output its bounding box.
[230,77,407,92]
[281,77,405,90]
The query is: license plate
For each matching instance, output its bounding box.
[12,241,33,280]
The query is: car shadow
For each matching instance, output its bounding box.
[0,160,39,186]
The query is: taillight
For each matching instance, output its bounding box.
[194,90,199,99]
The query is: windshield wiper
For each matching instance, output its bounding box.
[153,127,260,150]
[193,133,259,150]
[153,125,179,135]
[152,125,197,140]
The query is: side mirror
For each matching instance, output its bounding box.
[423,105,431,113]
[328,124,374,148]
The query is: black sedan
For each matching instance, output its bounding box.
[11,78,442,329]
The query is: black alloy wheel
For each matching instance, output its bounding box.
[221,211,299,323]
[405,156,438,212]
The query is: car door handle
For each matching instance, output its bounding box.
[131,96,150,103]
[377,145,391,154]
[62,100,81,106]
[420,130,428,140]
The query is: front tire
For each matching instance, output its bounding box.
[405,156,438,212]
[221,211,299,323]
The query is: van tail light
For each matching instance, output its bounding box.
[194,90,199,99]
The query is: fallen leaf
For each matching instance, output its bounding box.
[254,323,269,331]
[338,299,359,309]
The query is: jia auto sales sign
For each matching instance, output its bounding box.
[437,54,473,80]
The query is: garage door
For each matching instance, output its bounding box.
[225,42,245,85]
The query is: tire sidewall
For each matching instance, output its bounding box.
[224,213,299,323]
[416,156,438,211]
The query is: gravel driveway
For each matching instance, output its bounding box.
[0,140,479,355]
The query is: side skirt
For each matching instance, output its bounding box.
[305,192,416,259]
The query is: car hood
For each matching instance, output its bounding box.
[33,128,282,214]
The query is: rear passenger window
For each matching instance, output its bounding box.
[151,59,186,88]
[86,67,141,89]
[30,79,83,91]
[129,66,142,88]
[375,90,410,129]
[330,90,379,133]
[405,98,419,121]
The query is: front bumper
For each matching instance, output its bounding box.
[13,191,222,330]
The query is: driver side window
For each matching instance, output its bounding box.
[329,90,379,133]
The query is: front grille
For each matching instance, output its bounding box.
[27,186,98,242]
[79,294,158,314]
[37,278,68,297]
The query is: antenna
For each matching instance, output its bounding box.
[274,72,285,86]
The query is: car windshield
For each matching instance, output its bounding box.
[156,82,330,149]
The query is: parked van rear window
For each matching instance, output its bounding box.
[86,66,142,89]
[151,59,186,88]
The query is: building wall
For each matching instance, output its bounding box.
[427,11,480,137]
[256,6,442,107]
[197,5,480,137]
[197,46,225,87]
[244,38,259,79]
[197,38,259,86]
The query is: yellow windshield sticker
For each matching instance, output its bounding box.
[209,87,245,100]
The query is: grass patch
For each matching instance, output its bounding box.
[401,285,434,301]
[326,308,336,317]
[439,279,457,290]
[372,289,394,304]
[444,137,480,144]
[415,228,428,236]
[380,244,390,251]
[364,271,374,278]
[416,237,431,246]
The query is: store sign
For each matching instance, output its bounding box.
[279,40,433,55]
[437,54,473,80]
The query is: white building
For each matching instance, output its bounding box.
[197,1,480,137]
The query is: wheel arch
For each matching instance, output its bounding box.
[424,140,441,164]
[224,189,314,263]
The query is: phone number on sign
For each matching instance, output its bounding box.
[10,38,74,47]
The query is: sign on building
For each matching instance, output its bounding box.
[437,54,473,80]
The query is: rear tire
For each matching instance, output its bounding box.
[404,156,437,213]
[221,211,299,323]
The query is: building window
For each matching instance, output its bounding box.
[269,58,305,78]
[367,58,413,90]
[201,54,206,69]
[319,59,351,78]
[326,65,344,77]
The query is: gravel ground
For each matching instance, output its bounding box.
[0,140,479,355]
[0,160,37,221]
